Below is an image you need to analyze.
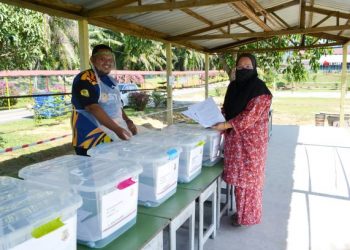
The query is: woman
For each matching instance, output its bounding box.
[213,53,272,226]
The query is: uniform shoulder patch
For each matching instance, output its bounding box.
[80,89,90,97]
[80,70,97,85]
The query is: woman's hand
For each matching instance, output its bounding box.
[212,122,231,131]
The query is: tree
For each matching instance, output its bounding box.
[120,35,166,70]
[0,3,45,70]
[40,16,79,70]
[215,35,332,84]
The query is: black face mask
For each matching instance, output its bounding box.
[235,69,256,83]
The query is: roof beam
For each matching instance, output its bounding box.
[231,2,273,31]
[209,37,273,53]
[304,6,350,20]
[299,0,306,28]
[271,12,290,28]
[339,19,350,36]
[236,22,255,33]
[83,0,137,15]
[88,16,205,52]
[170,24,350,40]
[0,0,83,20]
[170,0,298,38]
[311,32,349,42]
[246,0,283,29]
[312,13,333,28]
[307,0,315,27]
[181,9,228,35]
[223,42,344,54]
[86,0,242,17]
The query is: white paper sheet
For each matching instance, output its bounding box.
[182,97,225,128]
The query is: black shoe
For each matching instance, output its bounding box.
[231,213,241,227]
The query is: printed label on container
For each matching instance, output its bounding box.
[156,158,179,200]
[101,177,138,239]
[188,146,204,176]
[12,215,77,250]
[210,137,220,161]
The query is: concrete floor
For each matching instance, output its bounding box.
[203,125,350,250]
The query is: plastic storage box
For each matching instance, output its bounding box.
[164,124,222,166]
[130,130,205,183]
[0,176,82,250]
[18,155,142,248]
[90,141,181,207]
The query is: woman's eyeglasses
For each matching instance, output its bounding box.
[236,65,254,70]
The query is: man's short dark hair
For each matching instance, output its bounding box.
[92,44,112,56]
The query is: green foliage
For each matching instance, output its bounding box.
[151,91,167,108]
[214,35,333,85]
[40,16,79,70]
[0,97,17,107]
[283,52,308,86]
[260,69,278,88]
[173,47,205,70]
[128,92,150,111]
[276,82,286,89]
[213,86,225,97]
[0,3,45,70]
[0,136,5,148]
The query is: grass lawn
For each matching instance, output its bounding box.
[272,97,350,125]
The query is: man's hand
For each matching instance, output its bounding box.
[126,120,137,135]
[114,126,132,140]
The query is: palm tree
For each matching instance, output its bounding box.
[40,15,79,70]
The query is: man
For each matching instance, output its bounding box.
[71,44,137,156]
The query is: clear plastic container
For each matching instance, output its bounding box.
[90,141,181,207]
[128,129,206,183]
[164,124,223,166]
[18,155,142,248]
[0,176,82,250]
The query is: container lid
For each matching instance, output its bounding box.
[91,141,181,162]
[160,130,206,148]
[131,129,206,148]
[18,155,142,192]
[164,124,220,137]
[0,176,82,247]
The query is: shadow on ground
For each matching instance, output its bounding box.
[0,143,74,178]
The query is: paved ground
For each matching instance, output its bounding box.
[203,125,350,250]
[0,108,33,124]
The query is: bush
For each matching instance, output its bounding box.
[0,97,18,107]
[115,74,145,85]
[0,81,19,107]
[276,81,286,89]
[128,92,150,111]
[151,90,167,108]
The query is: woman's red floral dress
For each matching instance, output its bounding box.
[223,94,272,225]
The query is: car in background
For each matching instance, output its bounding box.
[117,83,139,107]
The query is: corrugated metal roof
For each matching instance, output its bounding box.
[1,0,350,53]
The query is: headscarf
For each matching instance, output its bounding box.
[223,53,272,120]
